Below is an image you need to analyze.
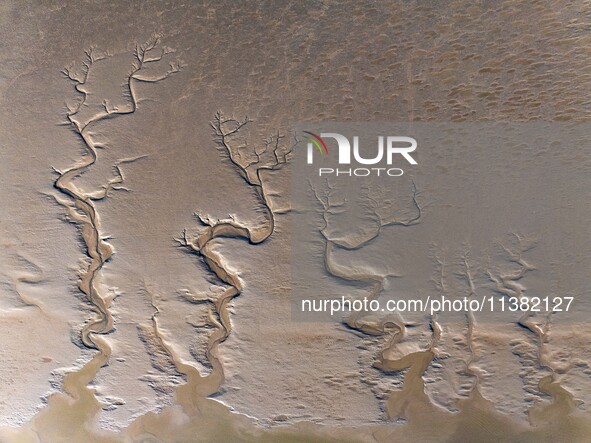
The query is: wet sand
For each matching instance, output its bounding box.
[1,1,591,442]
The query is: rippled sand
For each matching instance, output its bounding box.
[1,1,591,442]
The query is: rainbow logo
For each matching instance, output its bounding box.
[303,131,329,155]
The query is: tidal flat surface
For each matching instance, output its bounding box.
[0,1,590,442]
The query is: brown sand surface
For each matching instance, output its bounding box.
[1,1,590,441]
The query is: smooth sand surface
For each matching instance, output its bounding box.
[1,1,591,441]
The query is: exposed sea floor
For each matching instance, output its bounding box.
[1,1,590,441]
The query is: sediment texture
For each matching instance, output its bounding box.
[0,1,590,442]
